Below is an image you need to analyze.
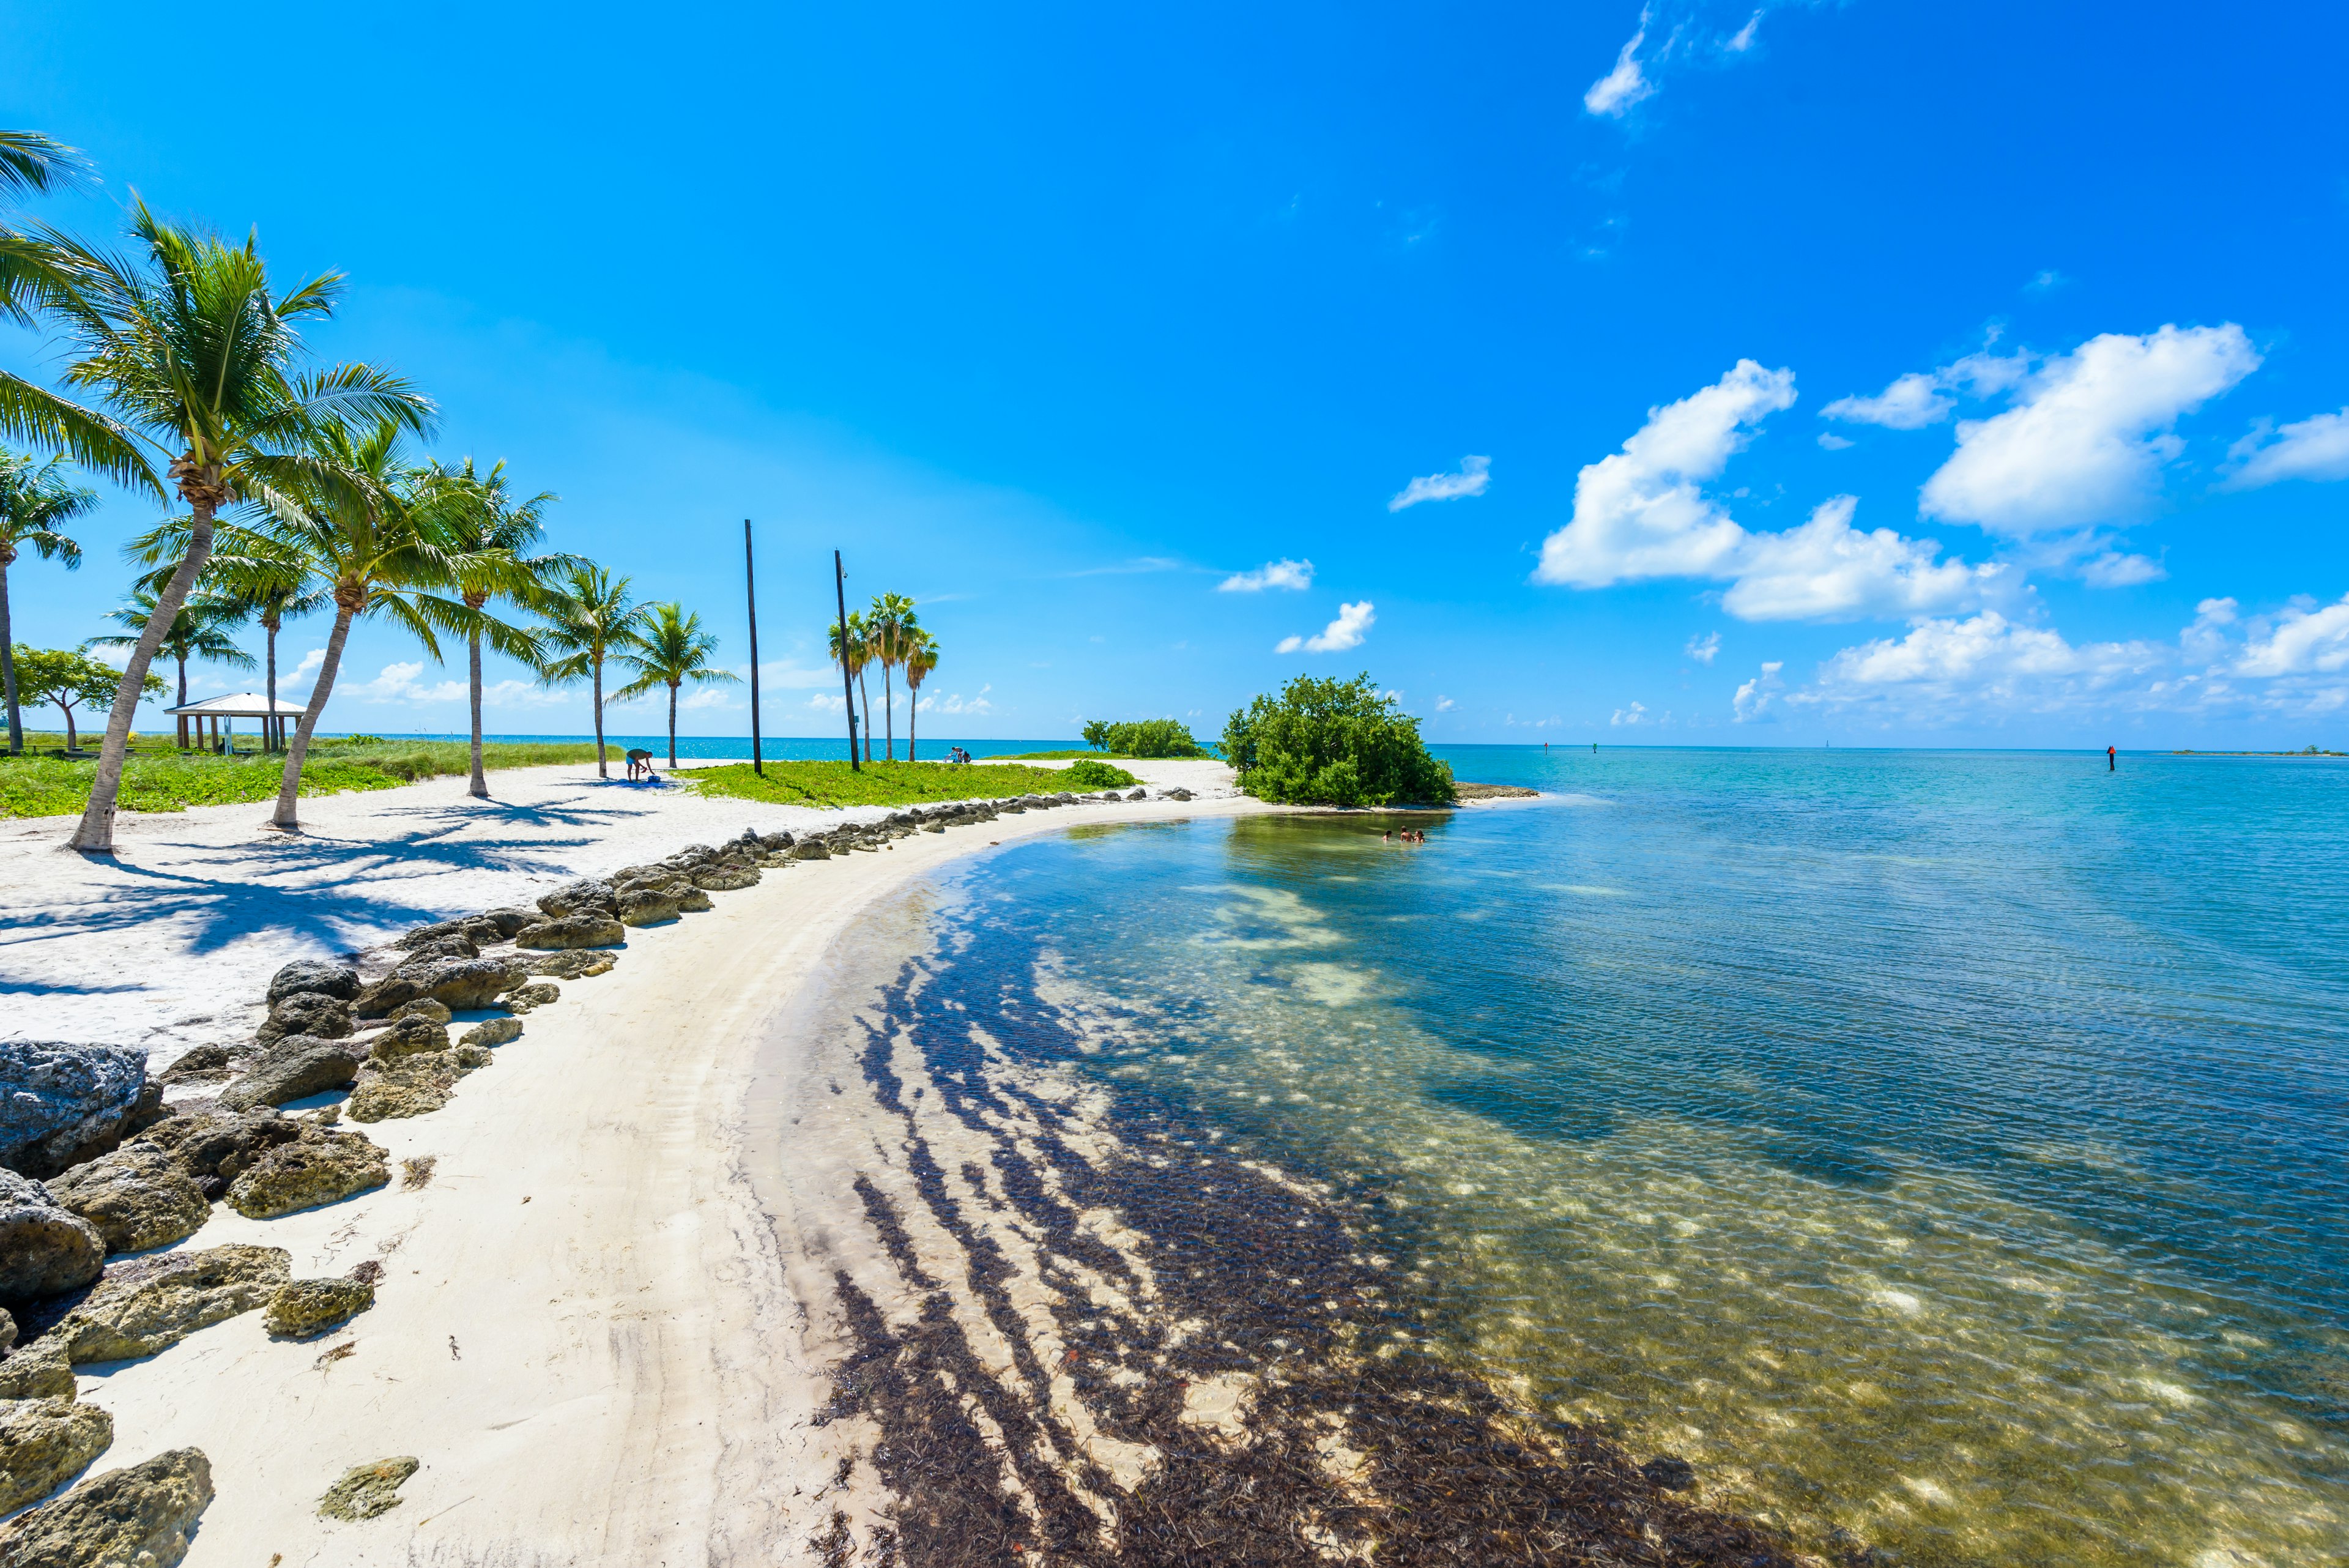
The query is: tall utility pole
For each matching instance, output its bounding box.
[834,549,860,771]
[743,520,763,776]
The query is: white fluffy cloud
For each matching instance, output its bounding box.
[2227,407,2349,489]
[1219,558,1315,592]
[1822,372,1951,429]
[1685,630,1721,664]
[349,662,467,705]
[1732,661,1783,722]
[1584,20,1656,116]
[1277,601,1375,655]
[1610,701,1648,726]
[1800,612,2170,716]
[2235,593,2349,677]
[916,685,995,715]
[2079,551,2167,588]
[1389,456,1491,512]
[1919,324,2260,538]
[1537,365,1997,622]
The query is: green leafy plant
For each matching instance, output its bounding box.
[12,646,160,752]
[1079,718,1205,757]
[1221,674,1453,807]
[1062,757,1139,789]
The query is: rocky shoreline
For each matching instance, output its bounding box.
[0,783,1165,1563]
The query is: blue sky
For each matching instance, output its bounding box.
[5,0,2347,747]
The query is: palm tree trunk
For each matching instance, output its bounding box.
[71,502,215,853]
[667,682,678,768]
[467,629,488,797]
[908,684,918,763]
[592,652,607,778]
[271,604,355,831]
[264,619,279,753]
[883,662,896,762]
[175,653,187,713]
[0,555,20,756]
[857,667,873,762]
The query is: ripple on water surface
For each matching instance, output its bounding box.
[921,751,2349,1566]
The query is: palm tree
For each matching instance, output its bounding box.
[244,418,489,830]
[421,458,566,797]
[0,450,96,752]
[0,200,430,852]
[610,603,738,768]
[0,132,88,207]
[904,630,938,763]
[87,586,256,723]
[826,610,873,761]
[865,592,919,762]
[535,563,648,780]
[128,519,325,752]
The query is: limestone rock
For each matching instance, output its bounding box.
[0,1397,113,1514]
[138,1110,299,1191]
[265,960,359,1005]
[0,1171,105,1301]
[676,886,713,912]
[458,1017,521,1049]
[254,990,353,1045]
[524,950,615,981]
[346,1056,457,1123]
[0,1337,75,1401]
[357,957,520,1017]
[616,888,680,926]
[44,1146,209,1255]
[757,830,795,851]
[453,1044,494,1072]
[787,841,831,861]
[56,1245,289,1363]
[501,983,558,1016]
[478,906,539,937]
[215,1037,363,1112]
[366,1015,450,1061]
[0,1307,12,1353]
[0,1042,154,1180]
[1126,787,1146,800]
[263,1277,374,1339]
[691,864,761,891]
[0,1446,213,1567]
[154,1045,234,1089]
[388,998,452,1026]
[224,1130,388,1219]
[536,877,617,920]
[317,1455,417,1522]
[395,926,481,961]
[514,915,625,950]
[1163,787,1194,800]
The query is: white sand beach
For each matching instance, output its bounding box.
[14,757,1271,1564]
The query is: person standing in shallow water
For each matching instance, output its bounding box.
[2108,745,2117,771]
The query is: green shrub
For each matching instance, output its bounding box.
[1062,757,1140,789]
[1221,674,1453,807]
[1078,718,1206,757]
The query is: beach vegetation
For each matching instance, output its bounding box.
[864,592,920,761]
[903,626,938,761]
[826,609,874,759]
[1061,757,1139,789]
[10,647,159,753]
[533,562,650,780]
[1079,718,1207,757]
[610,602,738,767]
[686,759,1088,809]
[86,584,255,712]
[2,197,432,852]
[1222,673,1454,807]
[0,735,599,819]
[0,448,97,754]
[130,519,325,751]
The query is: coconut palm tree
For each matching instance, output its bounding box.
[535,563,648,779]
[420,458,567,797]
[903,629,938,763]
[610,603,738,768]
[243,418,499,830]
[128,518,327,752]
[0,199,430,852]
[0,449,96,752]
[87,585,256,721]
[826,610,874,761]
[865,592,919,762]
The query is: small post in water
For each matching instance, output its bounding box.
[834,549,861,772]
[744,519,763,777]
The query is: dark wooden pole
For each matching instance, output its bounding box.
[834,549,860,771]
[744,520,763,777]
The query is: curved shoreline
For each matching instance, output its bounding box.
[70,788,1276,1564]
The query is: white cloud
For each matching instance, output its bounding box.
[1219,558,1315,592]
[1389,456,1491,512]
[680,685,740,710]
[1732,661,1783,722]
[1584,20,1656,117]
[1726,10,1761,51]
[1823,372,1952,430]
[755,658,837,689]
[1721,496,2005,622]
[2236,593,2349,677]
[1798,612,2170,718]
[288,647,325,681]
[1817,432,1854,451]
[2227,407,2349,489]
[1920,324,2260,538]
[2079,551,2167,588]
[1685,631,1721,665]
[1434,696,1456,712]
[806,693,847,714]
[2025,269,2069,295]
[1535,360,1795,588]
[1610,701,1648,726]
[349,662,467,705]
[1275,601,1375,655]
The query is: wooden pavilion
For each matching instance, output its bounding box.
[166,693,306,752]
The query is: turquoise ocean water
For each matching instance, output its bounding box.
[884,748,2348,1564]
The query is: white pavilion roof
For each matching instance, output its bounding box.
[163,693,307,717]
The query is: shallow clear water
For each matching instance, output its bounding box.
[915,749,2349,1565]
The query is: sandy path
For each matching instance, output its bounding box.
[72,773,1271,1566]
[0,755,1238,1057]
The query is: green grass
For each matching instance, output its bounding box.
[0,737,603,819]
[1004,749,1127,760]
[683,759,1097,809]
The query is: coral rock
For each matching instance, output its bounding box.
[0,1170,105,1301]
[535,877,617,920]
[0,1397,114,1514]
[346,1057,458,1123]
[263,1277,375,1339]
[458,1017,521,1049]
[0,1042,155,1180]
[0,1446,213,1567]
[265,960,360,1005]
[0,1337,76,1401]
[513,915,625,950]
[367,1015,451,1062]
[616,888,681,926]
[224,1130,388,1219]
[215,1038,363,1112]
[44,1145,209,1255]
[57,1246,289,1364]
[253,991,354,1046]
[388,997,453,1026]
[317,1454,417,1522]
[524,949,615,980]
[501,983,558,1015]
